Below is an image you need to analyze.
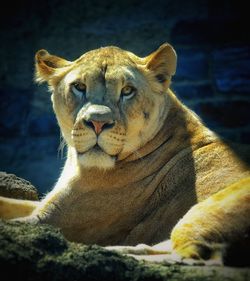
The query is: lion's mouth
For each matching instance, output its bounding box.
[90,144,103,153]
[77,144,104,155]
[76,143,117,169]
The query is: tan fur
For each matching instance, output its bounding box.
[171,177,250,259]
[0,43,249,261]
[0,197,39,219]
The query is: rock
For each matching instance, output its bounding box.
[240,131,250,144]
[0,220,249,281]
[192,100,250,129]
[212,47,250,93]
[0,88,33,137]
[171,19,250,45]
[213,130,241,144]
[172,83,213,100]
[0,172,39,200]
[174,49,208,81]
[28,113,59,136]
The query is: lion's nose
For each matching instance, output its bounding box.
[91,121,105,135]
[82,104,115,134]
[84,120,115,135]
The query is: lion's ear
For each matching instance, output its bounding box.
[145,43,177,85]
[35,49,71,84]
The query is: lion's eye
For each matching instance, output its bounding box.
[71,83,86,99]
[121,86,136,101]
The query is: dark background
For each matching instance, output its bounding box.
[0,0,249,194]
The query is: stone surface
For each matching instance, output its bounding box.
[0,88,32,137]
[240,131,250,145]
[212,46,250,93]
[0,220,249,281]
[171,19,250,45]
[28,113,59,136]
[174,49,208,81]
[193,100,250,129]
[0,172,39,200]
[172,83,213,100]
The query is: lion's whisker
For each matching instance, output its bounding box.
[58,133,67,159]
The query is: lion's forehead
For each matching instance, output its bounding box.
[64,62,141,89]
[77,46,136,65]
[65,46,142,83]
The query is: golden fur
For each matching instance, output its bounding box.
[0,43,249,261]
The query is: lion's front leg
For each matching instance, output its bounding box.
[106,240,172,255]
[171,177,250,262]
[106,241,208,265]
[0,196,40,220]
[106,241,181,265]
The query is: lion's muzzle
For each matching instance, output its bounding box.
[82,104,115,135]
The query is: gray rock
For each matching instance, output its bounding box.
[192,100,250,129]
[0,220,249,281]
[28,113,59,136]
[212,47,250,93]
[174,49,209,81]
[172,83,213,100]
[171,19,250,45]
[0,172,39,200]
[0,88,32,137]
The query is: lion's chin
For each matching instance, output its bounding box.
[77,147,116,170]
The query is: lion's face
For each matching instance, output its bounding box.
[35,44,177,169]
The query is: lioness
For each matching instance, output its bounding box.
[0,43,249,262]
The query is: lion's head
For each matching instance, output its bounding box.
[35,44,177,169]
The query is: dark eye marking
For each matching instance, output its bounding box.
[143,111,150,120]
[155,74,166,83]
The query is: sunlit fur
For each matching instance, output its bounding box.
[171,177,250,260]
[78,151,116,169]
[0,44,249,263]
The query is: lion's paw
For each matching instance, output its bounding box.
[11,215,39,224]
[106,240,222,265]
[106,240,173,255]
[172,241,223,266]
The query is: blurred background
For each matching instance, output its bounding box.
[0,0,249,195]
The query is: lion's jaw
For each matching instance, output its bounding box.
[78,149,116,169]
